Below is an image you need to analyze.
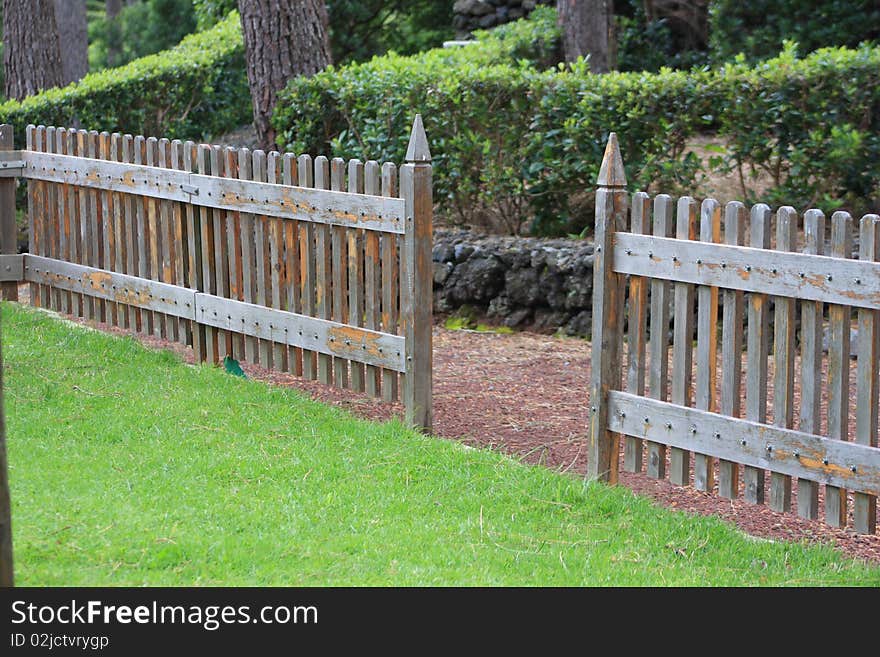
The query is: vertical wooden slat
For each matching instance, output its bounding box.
[314,155,333,384]
[826,210,852,528]
[669,196,697,487]
[158,138,177,341]
[744,203,771,505]
[98,132,115,325]
[330,157,348,387]
[647,194,673,479]
[146,137,163,336]
[797,209,825,520]
[348,158,366,392]
[298,154,317,379]
[252,150,271,367]
[133,135,151,333]
[400,116,434,432]
[588,133,627,479]
[37,126,51,309]
[0,125,16,301]
[210,146,230,360]
[25,125,40,307]
[46,126,59,311]
[0,125,15,302]
[78,129,97,320]
[770,206,797,512]
[170,140,189,344]
[854,213,880,534]
[623,191,650,472]
[54,128,70,314]
[109,133,125,326]
[87,131,104,323]
[364,160,382,397]
[197,144,218,363]
[268,151,286,371]
[122,135,138,329]
[225,146,244,359]
[694,198,721,491]
[184,141,205,358]
[381,162,399,402]
[282,153,302,376]
[719,201,746,498]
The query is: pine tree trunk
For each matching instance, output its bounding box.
[237,0,332,150]
[3,0,65,100]
[557,0,616,73]
[54,0,89,85]
[105,0,123,68]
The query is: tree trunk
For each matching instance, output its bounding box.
[3,0,65,100]
[557,0,616,73]
[54,0,89,85]
[105,0,122,68]
[237,0,332,150]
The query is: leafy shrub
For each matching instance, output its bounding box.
[276,4,880,235]
[709,0,880,63]
[0,12,250,147]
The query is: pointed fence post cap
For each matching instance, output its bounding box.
[405,114,432,163]
[597,132,626,188]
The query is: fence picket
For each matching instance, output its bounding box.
[282,153,302,376]
[183,141,205,359]
[381,162,400,402]
[99,132,116,326]
[855,214,880,534]
[647,194,673,479]
[670,196,697,486]
[252,150,271,367]
[55,128,70,314]
[744,204,771,504]
[718,202,745,498]
[268,151,287,371]
[826,211,852,528]
[170,140,189,344]
[146,137,164,337]
[364,160,382,398]
[210,145,230,359]
[796,210,825,519]
[331,157,348,388]
[624,192,650,472]
[694,198,721,491]
[297,154,317,379]
[224,146,244,359]
[348,159,366,393]
[197,145,218,363]
[314,155,333,385]
[237,147,257,363]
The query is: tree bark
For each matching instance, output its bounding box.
[557,0,616,73]
[54,0,89,85]
[3,0,65,100]
[237,0,333,150]
[105,0,123,68]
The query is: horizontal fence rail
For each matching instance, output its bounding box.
[589,133,880,535]
[0,122,432,430]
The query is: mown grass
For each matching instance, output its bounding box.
[2,303,878,586]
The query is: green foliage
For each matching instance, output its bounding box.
[715,43,880,214]
[88,0,198,70]
[616,0,709,72]
[275,6,880,235]
[0,12,250,146]
[709,0,880,63]
[192,0,237,30]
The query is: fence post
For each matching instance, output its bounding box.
[588,133,627,482]
[0,125,18,302]
[400,115,433,431]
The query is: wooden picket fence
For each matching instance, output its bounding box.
[0,119,434,430]
[589,133,880,535]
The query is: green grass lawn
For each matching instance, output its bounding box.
[2,302,878,586]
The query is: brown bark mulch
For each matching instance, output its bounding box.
[57,303,880,566]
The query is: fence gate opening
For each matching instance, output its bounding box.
[589,133,880,535]
[0,118,433,431]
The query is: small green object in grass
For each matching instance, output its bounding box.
[223,355,246,378]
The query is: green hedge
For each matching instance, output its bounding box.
[275,8,880,235]
[0,12,250,147]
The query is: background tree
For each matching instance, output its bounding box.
[105,0,123,67]
[2,0,64,100]
[54,0,89,85]
[237,0,332,150]
[557,0,616,72]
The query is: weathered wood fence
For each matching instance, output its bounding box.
[0,119,433,430]
[589,133,880,535]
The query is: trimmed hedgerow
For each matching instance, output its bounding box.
[275,6,880,235]
[0,12,250,147]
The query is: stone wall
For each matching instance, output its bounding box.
[433,229,595,336]
[452,0,553,37]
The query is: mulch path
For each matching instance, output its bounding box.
[43,296,880,565]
